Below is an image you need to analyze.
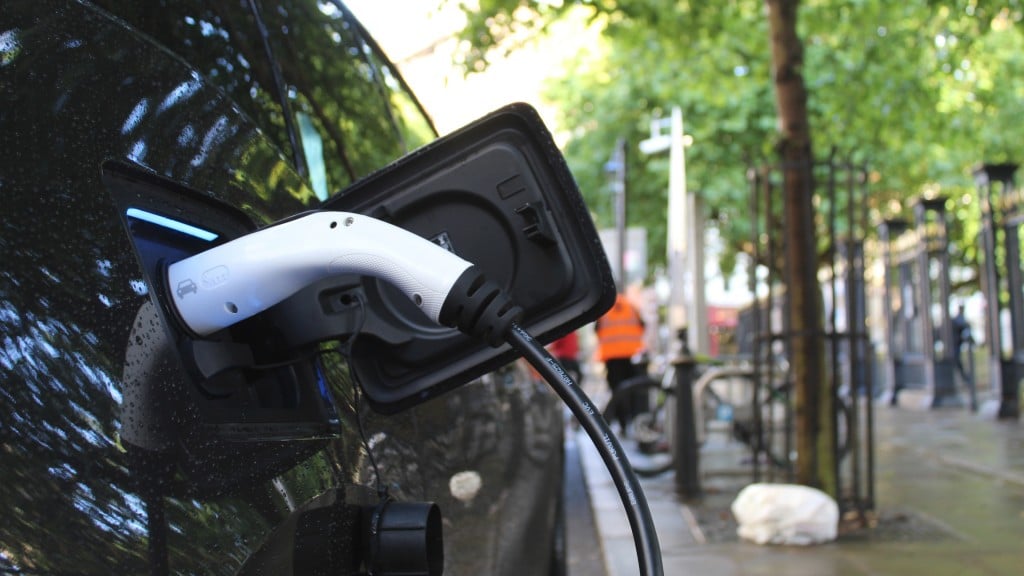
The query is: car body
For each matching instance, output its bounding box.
[0,1,564,573]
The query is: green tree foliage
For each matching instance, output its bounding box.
[453,0,1023,291]
[453,0,1023,494]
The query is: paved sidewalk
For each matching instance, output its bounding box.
[577,399,1024,576]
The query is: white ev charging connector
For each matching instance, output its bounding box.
[166,211,522,346]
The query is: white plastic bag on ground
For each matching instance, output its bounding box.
[730,482,839,545]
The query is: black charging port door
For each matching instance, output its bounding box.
[322,103,616,412]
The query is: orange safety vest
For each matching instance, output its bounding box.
[595,295,645,362]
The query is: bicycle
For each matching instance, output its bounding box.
[739,360,855,471]
[604,357,853,476]
[602,361,678,477]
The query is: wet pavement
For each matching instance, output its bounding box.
[572,395,1024,575]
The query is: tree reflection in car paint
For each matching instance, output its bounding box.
[1,1,564,574]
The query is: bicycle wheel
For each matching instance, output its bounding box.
[755,381,794,470]
[695,372,755,446]
[749,382,854,470]
[606,375,674,477]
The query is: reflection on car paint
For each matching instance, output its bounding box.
[1,1,564,574]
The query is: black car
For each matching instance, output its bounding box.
[0,1,570,573]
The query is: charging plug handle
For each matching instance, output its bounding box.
[166,210,521,345]
[167,211,473,336]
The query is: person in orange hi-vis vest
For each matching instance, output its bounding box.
[595,293,645,435]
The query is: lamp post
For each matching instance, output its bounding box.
[974,163,1021,419]
[640,106,704,354]
[604,138,628,291]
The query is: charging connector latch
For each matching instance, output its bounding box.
[514,202,557,246]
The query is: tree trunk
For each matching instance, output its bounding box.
[765,0,835,495]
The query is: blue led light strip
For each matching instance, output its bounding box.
[126,208,219,242]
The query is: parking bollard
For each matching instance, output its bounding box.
[672,328,701,498]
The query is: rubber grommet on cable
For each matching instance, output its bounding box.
[439,266,523,347]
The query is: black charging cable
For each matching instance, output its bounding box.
[438,266,663,575]
[505,323,664,576]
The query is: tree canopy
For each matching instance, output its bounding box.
[452,0,1024,493]
[453,0,1024,290]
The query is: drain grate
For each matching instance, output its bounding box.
[837,507,964,543]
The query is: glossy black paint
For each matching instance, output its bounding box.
[0,1,563,574]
